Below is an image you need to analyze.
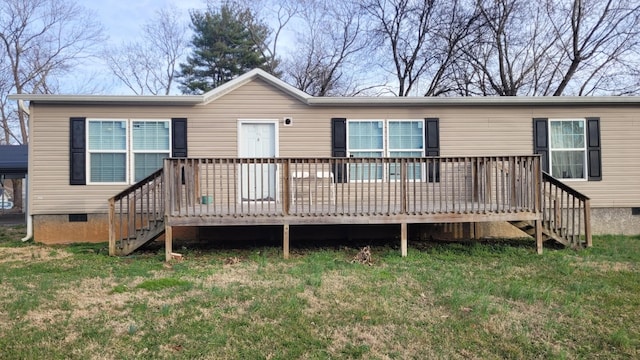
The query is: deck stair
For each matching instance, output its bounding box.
[116,219,165,255]
[510,220,572,247]
[509,172,591,249]
[109,169,166,256]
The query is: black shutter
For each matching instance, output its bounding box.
[425,118,440,182]
[586,117,602,181]
[70,117,86,185]
[533,118,549,173]
[171,118,188,157]
[425,118,440,156]
[331,118,347,183]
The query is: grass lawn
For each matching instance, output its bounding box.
[0,225,638,359]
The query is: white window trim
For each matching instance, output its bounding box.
[387,119,426,182]
[346,119,426,182]
[548,118,587,181]
[346,119,385,156]
[386,119,426,156]
[86,118,171,185]
[130,119,171,183]
[346,119,385,182]
[86,119,129,185]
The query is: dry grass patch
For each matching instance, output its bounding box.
[574,259,637,272]
[0,246,72,263]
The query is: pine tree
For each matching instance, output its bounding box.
[179,4,272,94]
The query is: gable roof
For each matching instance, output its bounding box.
[0,145,28,175]
[201,68,311,104]
[7,69,311,106]
[8,69,640,107]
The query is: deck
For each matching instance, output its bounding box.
[108,156,591,260]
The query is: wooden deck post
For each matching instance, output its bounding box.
[584,199,592,247]
[283,223,290,259]
[165,222,173,262]
[400,222,407,257]
[108,198,116,256]
[282,161,290,215]
[535,219,543,255]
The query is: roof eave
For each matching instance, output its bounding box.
[7,94,203,106]
[307,96,640,107]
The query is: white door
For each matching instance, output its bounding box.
[239,122,277,201]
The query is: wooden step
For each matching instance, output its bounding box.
[508,220,571,247]
[116,219,165,255]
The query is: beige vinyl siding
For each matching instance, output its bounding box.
[29,77,640,215]
[568,113,640,207]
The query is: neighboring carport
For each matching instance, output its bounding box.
[0,145,28,225]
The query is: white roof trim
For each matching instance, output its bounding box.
[201,68,311,104]
[307,96,640,106]
[8,68,640,107]
[7,94,203,105]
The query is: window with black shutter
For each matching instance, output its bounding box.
[532,117,601,181]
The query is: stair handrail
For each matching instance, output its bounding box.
[541,171,592,248]
[109,168,164,202]
[108,168,166,255]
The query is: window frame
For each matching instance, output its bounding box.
[130,119,172,183]
[387,119,425,181]
[346,119,385,182]
[86,119,129,185]
[86,118,171,185]
[346,119,426,182]
[548,118,587,181]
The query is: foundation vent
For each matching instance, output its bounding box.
[69,214,88,222]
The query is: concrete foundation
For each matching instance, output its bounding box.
[589,207,640,235]
[30,207,640,245]
[32,214,196,244]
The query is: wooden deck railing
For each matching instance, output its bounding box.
[541,172,592,247]
[163,156,541,220]
[108,168,165,255]
[106,154,595,256]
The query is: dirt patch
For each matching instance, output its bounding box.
[0,246,72,263]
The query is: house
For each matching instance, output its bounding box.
[9,69,640,260]
[0,145,28,220]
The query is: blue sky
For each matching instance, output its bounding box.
[84,0,203,44]
[70,0,205,94]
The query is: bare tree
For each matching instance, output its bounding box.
[363,0,480,96]
[230,0,299,75]
[458,0,560,96]
[283,0,373,96]
[420,0,481,96]
[0,0,103,210]
[1,0,103,143]
[547,0,640,95]
[104,6,188,95]
[363,0,435,96]
[457,0,640,96]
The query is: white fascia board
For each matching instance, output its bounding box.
[307,96,640,107]
[7,94,203,106]
[201,68,312,104]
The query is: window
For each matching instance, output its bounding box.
[348,120,384,180]
[549,119,586,179]
[87,119,170,184]
[132,121,170,182]
[388,120,424,180]
[88,120,127,183]
[347,119,425,181]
